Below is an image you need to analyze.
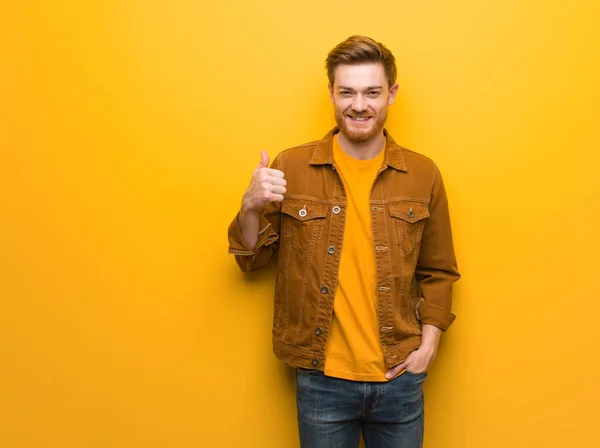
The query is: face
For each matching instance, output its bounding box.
[329,63,398,142]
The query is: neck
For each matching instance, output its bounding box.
[336,130,385,160]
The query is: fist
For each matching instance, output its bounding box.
[242,150,286,213]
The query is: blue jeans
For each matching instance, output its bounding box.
[295,369,426,448]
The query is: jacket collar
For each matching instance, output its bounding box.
[309,127,408,172]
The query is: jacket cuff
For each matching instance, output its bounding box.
[417,300,456,331]
[227,211,278,256]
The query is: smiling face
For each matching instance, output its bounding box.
[329,63,398,142]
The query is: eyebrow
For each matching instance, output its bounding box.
[337,85,383,91]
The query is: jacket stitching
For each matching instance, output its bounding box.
[293,217,322,345]
[281,217,292,339]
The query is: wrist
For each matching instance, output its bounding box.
[240,200,260,218]
[420,324,441,352]
[419,343,437,358]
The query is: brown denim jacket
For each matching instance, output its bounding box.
[228,128,460,371]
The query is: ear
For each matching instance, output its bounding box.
[387,83,399,106]
[328,83,335,104]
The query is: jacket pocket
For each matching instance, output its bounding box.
[281,198,329,252]
[388,200,430,254]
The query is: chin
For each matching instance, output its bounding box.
[345,131,371,142]
[341,124,378,142]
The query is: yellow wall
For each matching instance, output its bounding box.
[1,1,599,447]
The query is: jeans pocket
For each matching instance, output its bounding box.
[404,370,428,380]
[296,367,322,376]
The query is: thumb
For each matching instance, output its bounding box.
[258,150,270,169]
[385,360,408,379]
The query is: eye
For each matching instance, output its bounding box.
[367,91,380,97]
[339,91,352,97]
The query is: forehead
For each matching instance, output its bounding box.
[332,63,387,89]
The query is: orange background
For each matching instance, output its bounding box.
[1,1,599,447]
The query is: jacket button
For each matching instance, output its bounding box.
[320,286,329,294]
[327,245,336,254]
[315,327,323,336]
[312,358,320,367]
[408,207,415,219]
[332,206,341,215]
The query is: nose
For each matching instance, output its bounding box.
[351,94,367,112]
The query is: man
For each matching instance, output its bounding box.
[228,35,460,448]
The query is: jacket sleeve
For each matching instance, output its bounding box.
[415,164,461,331]
[227,155,282,273]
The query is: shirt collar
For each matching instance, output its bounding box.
[309,127,408,172]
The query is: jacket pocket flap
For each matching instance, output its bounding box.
[388,201,430,223]
[282,198,329,221]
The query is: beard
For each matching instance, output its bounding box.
[334,106,387,142]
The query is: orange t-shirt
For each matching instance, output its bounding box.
[324,134,387,382]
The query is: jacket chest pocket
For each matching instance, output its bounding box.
[282,199,329,252]
[388,201,430,254]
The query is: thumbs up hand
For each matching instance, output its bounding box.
[242,150,287,213]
